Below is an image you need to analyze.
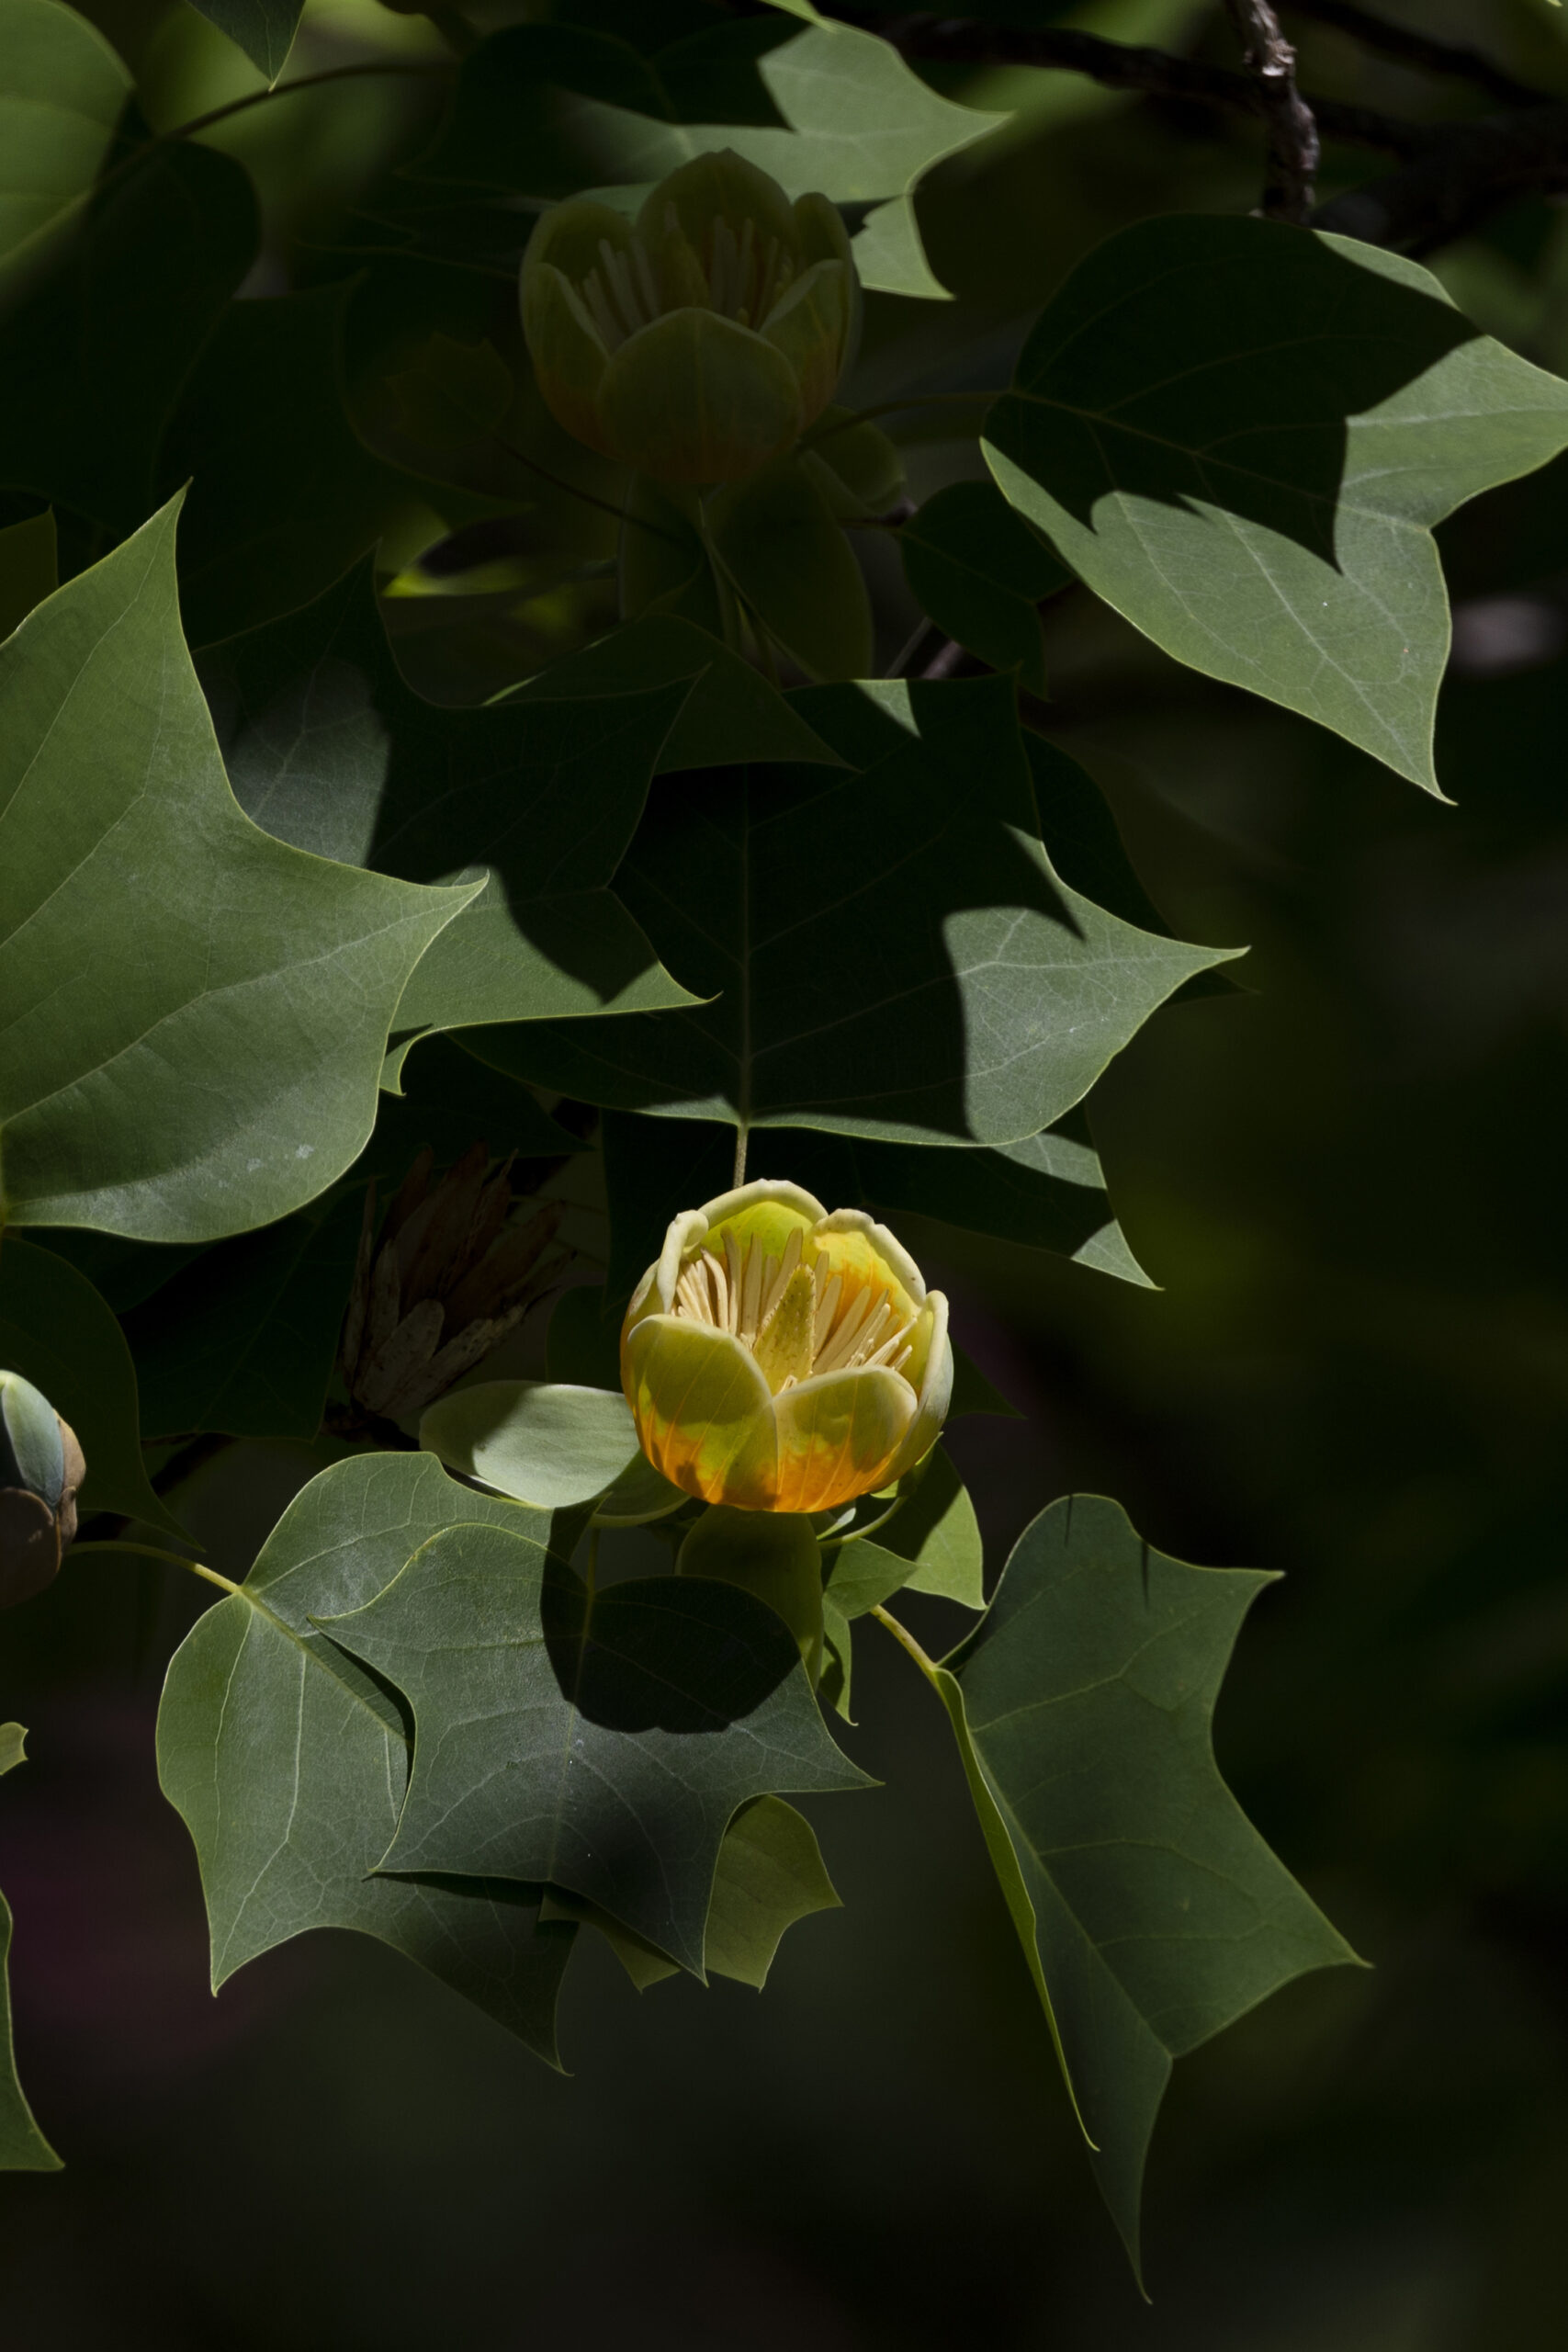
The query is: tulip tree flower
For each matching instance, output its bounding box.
[521,151,859,487]
[621,1180,953,1514]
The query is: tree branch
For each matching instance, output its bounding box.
[1280,3,1543,110]
[1313,101,1568,251]
[886,17,1425,157]
[1223,0,1320,220]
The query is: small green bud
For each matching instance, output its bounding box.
[0,1372,85,1610]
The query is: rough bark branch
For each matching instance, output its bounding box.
[1223,0,1321,220]
[1280,2,1543,109]
[1313,101,1568,251]
[885,17,1424,157]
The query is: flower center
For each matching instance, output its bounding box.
[672,1225,915,1396]
[577,213,797,355]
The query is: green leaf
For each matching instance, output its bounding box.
[900,482,1071,695]
[1,1726,60,2171]
[323,1521,871,1974]
[0,1238,180,1530]
[984,215,1568,791]
[509,614,843,775]
[710,455,873,683]
[184,0,304,86]
[948,1340,1021,1423]
[542,1792,839,1991]
[599,1106,1151,1302]
[939,1494,1359,2283]
[545,1284,624,1392]
[473,677,1234,1148]
[819,1594,853,1721]
[679,1503,824,1680]
[826,1445,982,1616]
[0,141,257,537]
[418,1379,642,1510]
[124,1191,367,1441]
[160,285,497,647]
[418,20,1002,299]
[0,0,130,287]
[156,1453,577,2062]
[354,1035,583,1184]
[389,333,514,453]
[0,498,473,1240]
[199,562,704,1044]
[0,511,54,641]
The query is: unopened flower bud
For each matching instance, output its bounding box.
[0,1372,85,1610]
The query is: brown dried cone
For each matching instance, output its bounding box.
[0,1373,86,1611]
[339,1143,568,1421]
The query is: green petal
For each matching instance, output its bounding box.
[520,265,611,457]
[759,258,852,429]
[625,1314,780,1508]
[793,191,853,273]
[773,1366,915,1513]
[523,198,641,289]
[640,150,798,266]
[599,311,802,486]
[888,1298,953,1482]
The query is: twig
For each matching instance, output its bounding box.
[1224,0,1321,220]
[1281,2,1543,109]
[1312,102,1568,250]
[886,17,1423,157]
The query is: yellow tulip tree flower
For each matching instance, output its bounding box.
[621,1180,953,1514]
[521,150,859,487]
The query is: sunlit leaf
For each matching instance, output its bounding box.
[416,19,1002,298]
[199,563,706,1045]
[184,0,306,87]
[418,1379,641,1510]
[0,498,472,1240]
[985,216,1568,790]
[0,0,130,286]
[324,1520,871,1973]
[474,677,1234,1148]
[156,1453,578,2061]
[938,1493,1359,2284]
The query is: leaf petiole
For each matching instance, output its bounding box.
[71,1542,243,1599]
[868,1601,942,1690]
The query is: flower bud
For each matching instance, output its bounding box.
[340,1146,569,1423]
[522,152,859,488]
[621,1181,953,1514]
[0,1371,85,1610]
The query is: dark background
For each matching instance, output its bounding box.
[5,3,1567,2344]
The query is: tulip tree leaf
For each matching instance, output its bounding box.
[159,285,501,648]
[0,0,130,286]
[417,20,1002,299]
[156,1453,578,2062]
[199,562,706,1046]
[939,1493,1359,2284]
[509,615,844,776]
[184,0,305,85]
[901,481,1071,695]
[0,499,474,1241]
[418,1379,641,1510]
[475,676,1235,1148]
[323,1521,871,1975]
[830,1445,984,1617]
[599,1106,1153,1301]
[0,141,258,539]
[984,215,1568,791]
[0,1238,180,1531]
[0,1727,60,2171]
[543,1793,840,1991]
[124,1191,367,1442]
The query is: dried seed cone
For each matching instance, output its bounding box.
[0,1371,86,1610]
[340,1145,568,1422]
